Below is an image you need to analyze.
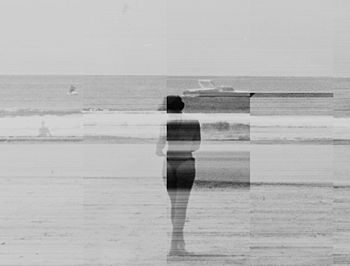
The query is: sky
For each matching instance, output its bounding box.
[0,0,348,76]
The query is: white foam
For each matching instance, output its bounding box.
[0,112,347,141]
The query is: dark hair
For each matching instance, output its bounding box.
[167,95,184,113]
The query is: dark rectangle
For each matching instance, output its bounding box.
[252,93,333,98]
[183,96,250,113]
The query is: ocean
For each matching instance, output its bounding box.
[0,75,345,113]
[0,75,349,141]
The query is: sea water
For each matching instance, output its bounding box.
[0,75,348,141]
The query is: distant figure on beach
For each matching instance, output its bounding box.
[67,85,78,96]
[156,95,201,256]
[38,121,52,137]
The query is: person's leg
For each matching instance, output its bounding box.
[168,191,176,227]
[166,159,179,251]
[166,160,176,225]
[173,158,196,251]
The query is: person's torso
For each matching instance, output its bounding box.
[166,118,200,159]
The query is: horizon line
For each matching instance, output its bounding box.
[0,74,348,79]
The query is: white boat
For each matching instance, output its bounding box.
[183,79,250,97]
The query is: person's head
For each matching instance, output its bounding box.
[166,95,184,113]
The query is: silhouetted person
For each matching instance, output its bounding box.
[156,95,201,256]
[38,121,52,137]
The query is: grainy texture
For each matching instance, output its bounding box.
[1,176,350,265]
[250,96,333,116]
[334,187,350,265]
[250,184,333,266]
[0,177,85,265]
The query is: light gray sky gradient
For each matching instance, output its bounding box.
[0,0,348,76]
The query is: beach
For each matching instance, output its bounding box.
[1,170,348,265]
[0,75,349,265]
[1,142,346,184]
[0,141,349,265]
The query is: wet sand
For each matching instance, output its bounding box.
[1,176,349,265]
[1,142,347,185]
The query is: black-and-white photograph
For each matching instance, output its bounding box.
[0,0,349,265]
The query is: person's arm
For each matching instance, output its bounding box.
[191,121,201,152]
[156,122,166,156]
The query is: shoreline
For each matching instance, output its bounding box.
[0,175,347,188]
[1,136,348,144]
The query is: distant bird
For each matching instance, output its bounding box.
[67,85,78,96]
